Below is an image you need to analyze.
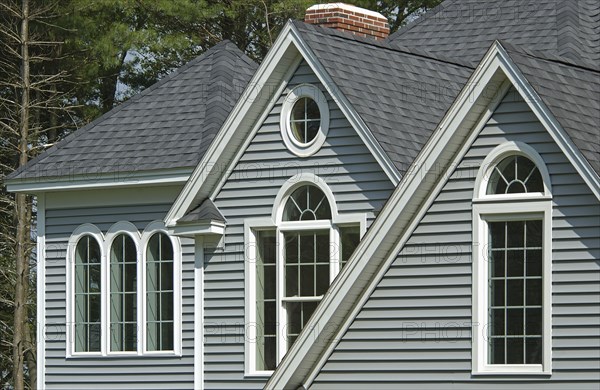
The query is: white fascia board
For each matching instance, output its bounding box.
[165,21,403,228]
[164,22,299,227]
[266,42,520,389]
[493,44,600,200]
[287,23,402,186]
[169,221,225,237]
[5,167,192,193]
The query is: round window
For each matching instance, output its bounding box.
[290,97,321,144]
[281,84,329,157]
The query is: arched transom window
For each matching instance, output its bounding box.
[248,178,364,373]
[473,142,552,375]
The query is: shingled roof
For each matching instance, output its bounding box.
[502,42,600,174]
[8,40,258,181]
[293,19,600,177]
[293,20,473,175]
[388,0,600,68]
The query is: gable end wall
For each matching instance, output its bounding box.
[311,87,600,389]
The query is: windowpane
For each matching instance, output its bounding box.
[290,97,321,144]
[74,236,102,353]
[340,225,360,268]
[110,234,137,352]
[487,155,544,194]
[507,338,524,364]
[256,230,277,371]
[283,185,331,221]
[146,233,175,352]
[488,219,543,365]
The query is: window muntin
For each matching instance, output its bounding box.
[109,234,138,352]
[283,185,331,221]
[256,230,277,371]
[488,220,543,365]
[487,155,544,195]
[74,235,102,352]
[473,144,552,375]
[252,181,363,373]
[290,97,321,144]
[280,84,330,157]
[146,232,174,352]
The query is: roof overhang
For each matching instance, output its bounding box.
[168,220,225,238]
[4,167,192,193]
[266,40,600,389]
[164,20,402,228]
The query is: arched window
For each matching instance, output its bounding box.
[247,175,365,373]
[74,235,102,353]
[473,142,552,375]
[146,232,174,351]
[109,233,138,352]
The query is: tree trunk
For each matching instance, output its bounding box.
[13,0,31,389]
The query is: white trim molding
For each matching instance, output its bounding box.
[66,221,182,358]
[472,142,553,375]
[244,174,366,376]
[266,40,595,389]
[164,20,401,228]
[36,194,46,389]
[140,221,183,357]
[66,224,106,358]
[280,83,330,157]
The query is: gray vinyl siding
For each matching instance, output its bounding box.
[44,192,195,389]
[311,87,600,389]
[205,61,395,389]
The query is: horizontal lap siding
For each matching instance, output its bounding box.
[206,61,395,389]
[312,88,600,389]
[45,201,195,389]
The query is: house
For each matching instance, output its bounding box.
[5,1,599,389]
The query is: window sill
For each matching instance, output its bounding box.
[67,351,182,359]
[244,371,274,378]
[472,365,551,376]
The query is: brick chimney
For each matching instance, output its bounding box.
[305,3,390,40]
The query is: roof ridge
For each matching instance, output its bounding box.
[6,40,254,181]
[292,20,474,70]
[500,40,600,73]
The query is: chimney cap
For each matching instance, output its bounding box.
[306,3,387,20]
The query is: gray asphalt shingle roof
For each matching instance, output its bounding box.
[388,0,600,68]
[293,20,473,175]
[8,40,258,181]
[179,198,226,224]
[502,42,600,174]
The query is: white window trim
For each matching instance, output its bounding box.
[104,221,142,356]
[280,83,330,157]
[67,221,183,358]
[66,224,105,358]
[140,220,183,356]
[472,142,552,375]
[244,173,366,376]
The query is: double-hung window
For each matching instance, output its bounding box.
[248,176,364,374]
[472,142,552,375]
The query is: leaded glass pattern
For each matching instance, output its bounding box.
[146,233,174,351]
[110,234,138,351]
[74,235,101,352]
